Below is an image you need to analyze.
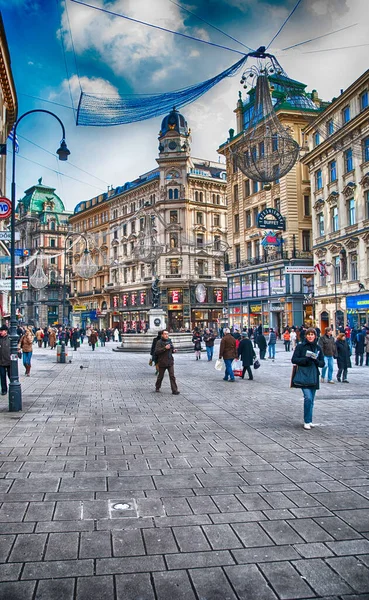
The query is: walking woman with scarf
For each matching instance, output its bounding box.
[291,327,325,430]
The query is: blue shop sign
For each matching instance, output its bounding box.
[81,310,97,320]
[346,294,369,310]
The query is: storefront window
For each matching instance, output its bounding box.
[256,271,268,297]
[228,276,241,300]
[241,274,252,298]
[303,275,314,294]
[269,269,285,295]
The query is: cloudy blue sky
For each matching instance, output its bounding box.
[1,0,368,210]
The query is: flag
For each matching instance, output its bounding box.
[8,126,19,153]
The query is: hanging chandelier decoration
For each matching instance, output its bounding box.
[230,50,301,183]
[75,249,99,279]
[29,259,49,289]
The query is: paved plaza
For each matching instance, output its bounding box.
[0,339,368,600]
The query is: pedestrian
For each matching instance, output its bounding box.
[318,327,337,383]
[35,328,43,348]
[150,331,161,375]
[282,328,291,351]
[335,332,351,383]
[48,328,56,349]
[155,330,179,394]
[219,327,237,382]
[256,330,267,360]
[365,329,369,366]
[290,328,297,350]
[43,327,49,348]
[71,328,80,351]
[355,328,365,366]
[99,329,106,347]
[192,330,202,360]
[114,328,119,342]
[19,326,34,376]
[0,325,11,395]
[89,329,98,351]
[203,328,216,361]
[238,332,256,380]
[268,328,277,360]
[291,327,325,430]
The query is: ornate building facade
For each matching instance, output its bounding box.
[69,108,228,331]
[218,76,326,331]
[0,13,17,322]
[302,69,369,331]
[15,179,72,326]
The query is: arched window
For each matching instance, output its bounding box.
[195,191,199,202]
[168,189,173,200]
[174,189,179,199]
[50,221,55,231]
[199,192,203,202]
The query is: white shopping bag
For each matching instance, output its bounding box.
[232,359,243,371]
[214,358,224,371]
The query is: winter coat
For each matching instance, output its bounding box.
[203,332,216,347]
[268,332,277,345]
[282,331,290,341]
[355,331,365,354]
[192,334,202,351]
[89,331,98,344]
[219,333,237,360]
[256,334,267,350]
[71,330,80,343]
[0,335,11,366]
[365,333,369,352]
[291,339,325,389]
[318,334,337,357]
[48,330,56,346]
[19,331,34,353]
[150,335,161,361]
[155,338,175,368]
[238,338,256,367]
[336,339,351,370]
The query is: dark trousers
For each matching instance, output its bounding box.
[242,366,253,380]
[355,352,364,366]
[284,341,290,351]
[366,352,369,366]
[337,368,347,381]
[156,365,178,392]
[0,365,10,393]
[260,348,266,360]
[91,343,95,351]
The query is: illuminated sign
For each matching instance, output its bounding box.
[172,290,179,303]
[140,291,146,305]
[214,289,223,303]
[113,296,119,308]
[131,293,137,306]
[250,304,262,313]
[123,294,128,307]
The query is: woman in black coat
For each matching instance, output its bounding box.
[238,333,256,380]
[291,327,325,430]
[335,332,351,383]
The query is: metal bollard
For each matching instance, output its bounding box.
[60,341,66,364]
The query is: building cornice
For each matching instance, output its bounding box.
[0,13,17,134]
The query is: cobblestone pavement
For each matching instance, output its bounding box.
[0,339,368,600]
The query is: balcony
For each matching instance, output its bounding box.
[226,250,312,272]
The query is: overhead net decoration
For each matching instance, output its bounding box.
[76,55,247,126]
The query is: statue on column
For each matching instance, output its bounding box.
[151,277,160,308]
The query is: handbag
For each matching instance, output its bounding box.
[214,358,224,371]
[291,362,318,388]
[253,359,260,369]
[17,351,22,359]
[232,359,243,377]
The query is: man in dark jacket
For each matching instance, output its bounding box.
[155,331,179,394]
[256,331,267,360]
[219,328,237,382]
[318,327,337,383]
[238,332,256,380]
[203,328,216,361]
[0,325,11,395]
[268,328,277,360]
[355,328,366,366]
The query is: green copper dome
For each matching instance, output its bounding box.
[19,177,66,214]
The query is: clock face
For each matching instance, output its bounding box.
[168,141,177,150]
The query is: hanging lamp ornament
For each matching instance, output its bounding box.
[75,249,98,279]
[29,259,49,289]
[231,53,300,183]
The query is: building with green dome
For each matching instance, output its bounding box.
[15,178,72,326]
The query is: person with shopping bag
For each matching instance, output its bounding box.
[291,327,325,430]
[238,332,256,380]
[219,328,237,382]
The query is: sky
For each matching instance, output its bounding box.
[1,0,368,211]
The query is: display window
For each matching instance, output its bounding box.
[228,276,241,300]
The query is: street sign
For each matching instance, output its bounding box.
[0,198,11,220]
[14,249,30,257]
[0,279,22,290]
[0,257,11,264]
[0,231,20,241]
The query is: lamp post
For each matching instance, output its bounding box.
[10,109,70,412]
[61,233,98,326]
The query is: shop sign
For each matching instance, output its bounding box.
[250,304,261,313]
[270,304,283,312]
[123,294,128,307]
[214,289,223,303]
[171,290,180,303]
[113,296,119,308]
[285,266,315,274]
[131,293,137,306]
[140,320,145,330]
[271,286,285,295]
[346,294,369,310]
[131,320,136,329]
[0,279,22,290]
[123,320,128,332]
[73,304,87,311]
[168,304,183,310]
[257,208,285,231]
[261,231,281,247]
[140,291,146,305]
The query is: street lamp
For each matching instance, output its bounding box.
[62,233,98,325]
[10,109,70,412]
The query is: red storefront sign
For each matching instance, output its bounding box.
[131,320,136,330]
[131,293,137,306]
[123,294,128,307]
[140,292,145,305]
[113,296,119,308]
[140,320,145,330]
[123,320,128,332]
[215,289,223,303]
[171,290,179,303]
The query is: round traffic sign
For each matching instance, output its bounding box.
[0,197,11,219]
